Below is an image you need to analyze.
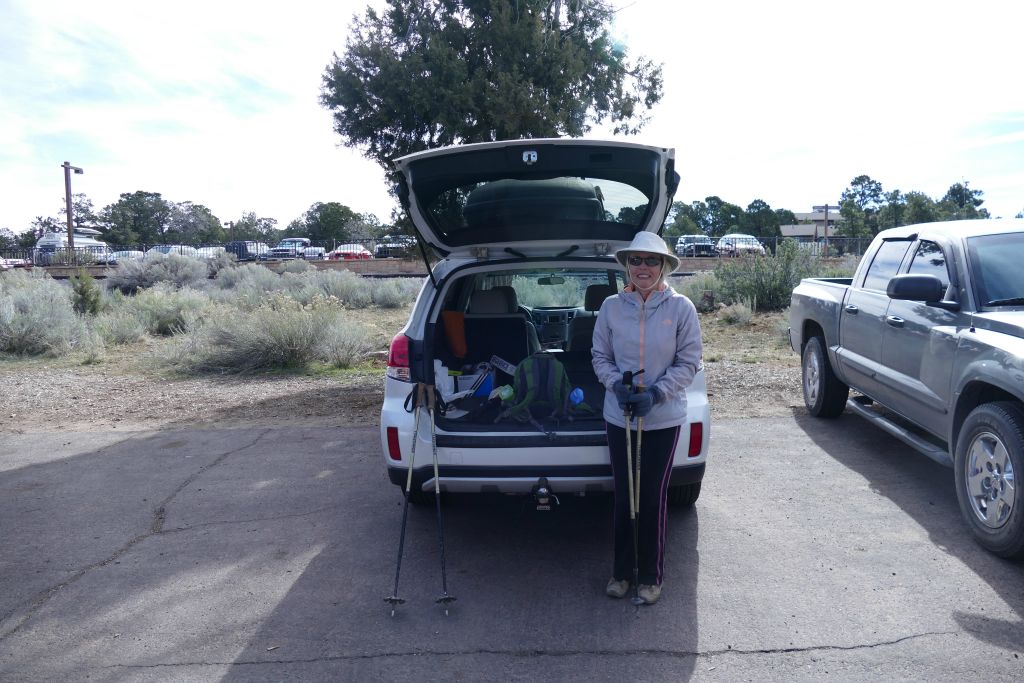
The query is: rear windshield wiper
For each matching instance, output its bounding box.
[985,297,1024,306]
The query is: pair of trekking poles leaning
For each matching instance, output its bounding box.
[384,369,651,615]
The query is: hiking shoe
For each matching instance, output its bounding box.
[606,578,630,599]
[638,584,661,604]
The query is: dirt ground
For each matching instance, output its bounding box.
[0,306,802,433]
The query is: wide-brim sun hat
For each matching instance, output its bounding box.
[614,231,681,275]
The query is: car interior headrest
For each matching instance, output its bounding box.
[584,284,618,311]
[468,289,514,314]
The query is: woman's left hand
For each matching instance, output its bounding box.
[627,389,656,417]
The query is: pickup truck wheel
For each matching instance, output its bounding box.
[954,402,1024,558]
[801,336,848,418]
[667,482,701,507]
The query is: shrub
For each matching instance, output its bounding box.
[318,321,374,368]
[107,254,208,293]
[513,275,582,307]
[92,308,146,345]
[719,301,754,325]
[676,272,719,312]
[123,285,210,335]
[315,269,373,308]
[205,250,238,277]
[0,271,94,356]
[173,304,337,373]
[279,259,312,274]
[70,270,103,315]
[713,239,818,311]
[371,279,407,308]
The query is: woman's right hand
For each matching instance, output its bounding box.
[612,381,632,410]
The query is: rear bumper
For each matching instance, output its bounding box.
[387,462,705,495]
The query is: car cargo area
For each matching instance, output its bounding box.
[427,266,618,432]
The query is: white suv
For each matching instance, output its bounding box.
[380,139,710,506]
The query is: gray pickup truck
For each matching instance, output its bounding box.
[789,219,1024,558]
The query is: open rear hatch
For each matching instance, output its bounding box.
[395,139,678,259]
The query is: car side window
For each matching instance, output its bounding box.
[862,240,912,291]
[906,240,951,291]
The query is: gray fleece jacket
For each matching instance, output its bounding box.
[591,285,703,430]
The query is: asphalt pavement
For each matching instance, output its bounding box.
[1,413,1021,681]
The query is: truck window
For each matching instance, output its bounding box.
[906,240,950,290]
[862,240,912,291]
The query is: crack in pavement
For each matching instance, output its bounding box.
[157,503,351,534]
[79,628,963,670]
[0,428,273,641]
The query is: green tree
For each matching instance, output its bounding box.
[59,193,98,230]
[227,212,280,243]
[903,191,939,225]
[286,202,361,243]
[165,202,225,244]
[877,189,905,229]
[704,196,744,236]
[938,181,989,220]
[774,208,797,226]
[321,0,663,176]
[840,175,884,236]
[99,191,172,246]
[663,201,699,241]
[743,199,780,238]
[0,227,18,252]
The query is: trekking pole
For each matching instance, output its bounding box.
[621,370,642,608]
[427,386,457,615]
[634,381,644,515]
[384,383,426,616]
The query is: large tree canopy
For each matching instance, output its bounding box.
[320,0,664,172]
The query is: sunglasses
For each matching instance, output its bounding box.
[627,256,663,267]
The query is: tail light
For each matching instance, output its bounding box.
[386,426,402,461]
[687,422,703,457]
[386,333,411,381]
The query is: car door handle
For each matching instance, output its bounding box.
[844,305,859,314]
[886,316,905,328]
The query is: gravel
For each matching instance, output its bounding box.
[0,355,802,434]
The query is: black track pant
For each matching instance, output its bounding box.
[606,422,680,586]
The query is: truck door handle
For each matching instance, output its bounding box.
[844,305,859,314]
[886,316,905,328]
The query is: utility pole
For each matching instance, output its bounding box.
[813,203,839,256]
[62,161,84,249]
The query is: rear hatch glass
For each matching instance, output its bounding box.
[395,140,676,256]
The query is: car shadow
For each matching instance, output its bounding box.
[222,486,702,680]
[789,406,1024,651]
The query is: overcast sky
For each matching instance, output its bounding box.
[2,0,1022,235]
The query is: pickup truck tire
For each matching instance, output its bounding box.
[668,482,701,507]
[801,336,849,418]
[954,402,1024,558]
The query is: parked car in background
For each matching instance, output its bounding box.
[110,250,145,263]
[327,244,372,260]
[145,245,200,258]
[266,238,326,260]
[675,234,717,257]
[224,241,270,261]
[33,227,115,265]
[374,235,417,258]
[716,233,766,256]
[1,257,29,271]
[196,246,227,259]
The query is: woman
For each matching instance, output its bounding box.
[591,231,703,605]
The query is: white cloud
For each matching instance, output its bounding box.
[1,0,1022,235]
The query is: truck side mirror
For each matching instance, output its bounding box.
[887,274,958,310]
